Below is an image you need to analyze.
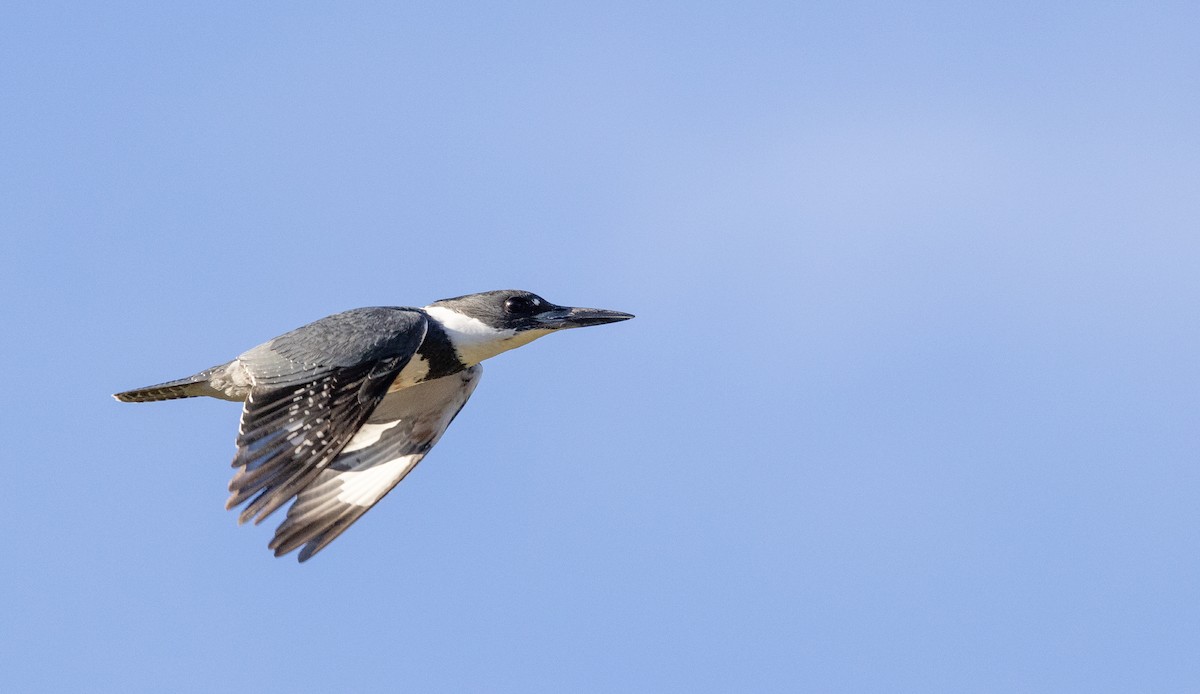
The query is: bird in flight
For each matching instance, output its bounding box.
[114,289,633,561]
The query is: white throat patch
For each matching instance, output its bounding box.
[424,305,549,365]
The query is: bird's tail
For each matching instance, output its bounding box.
[113,366,224,403]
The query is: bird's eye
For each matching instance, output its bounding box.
[504,296,536,314]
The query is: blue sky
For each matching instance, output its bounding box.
[2,2,1197,692]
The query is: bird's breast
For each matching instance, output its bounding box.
[387,354,432,392]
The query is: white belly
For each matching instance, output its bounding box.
[387,354,432,392]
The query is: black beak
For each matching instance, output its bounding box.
[536,306,635,329]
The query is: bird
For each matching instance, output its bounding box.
[114,289,633,562]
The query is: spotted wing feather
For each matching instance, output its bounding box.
[269,365,483,561]
[226,308,428,525]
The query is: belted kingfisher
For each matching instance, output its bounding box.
[114,290,633,562]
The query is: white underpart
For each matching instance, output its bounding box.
[340,420,403,453]
[424,305,551,365]
[335,454,420,506]
[389,354,431,390]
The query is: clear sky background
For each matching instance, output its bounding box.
[2,2,1197,692]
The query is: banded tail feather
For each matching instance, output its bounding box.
[113,367,223,403]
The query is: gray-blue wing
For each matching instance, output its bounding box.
[225,308,428,525]
[269,365,483,561]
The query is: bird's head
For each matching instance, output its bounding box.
[424,289,634,365]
